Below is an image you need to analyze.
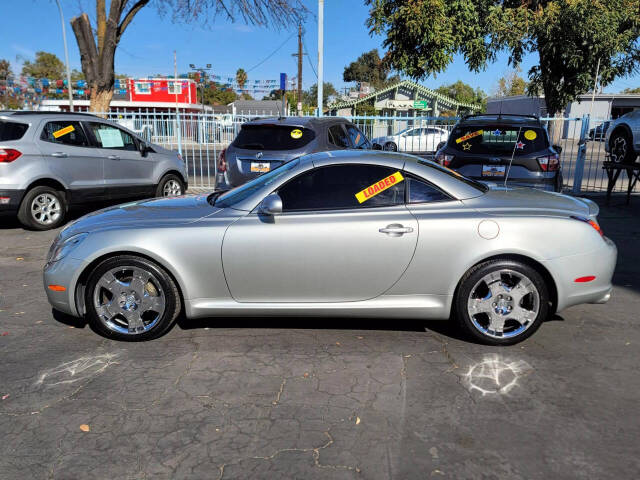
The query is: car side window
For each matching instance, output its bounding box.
[345,125,370,149]
[86,122,138,151]
[40,121,88,147]
[328,125,350,148]
[407,177,451,204]
[278,164,405,212]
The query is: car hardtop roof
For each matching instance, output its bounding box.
[459,113,542,127]
[0,111,103,123]
[243,116,350,128]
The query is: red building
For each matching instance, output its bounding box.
[39,78,202,113]
[127,78,197,105]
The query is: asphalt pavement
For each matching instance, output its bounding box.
[0,195,639,479]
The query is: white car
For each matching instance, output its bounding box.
[372,126,449,153]
[604,110,640,164]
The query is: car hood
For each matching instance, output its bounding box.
[59,194,221,239]
[464,187,599,218]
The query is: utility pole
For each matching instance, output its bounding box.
[55,0,73,112]
[589,58,601,118]
[174,51,182,157]
[291,24,304,116]
[317,0,324,117]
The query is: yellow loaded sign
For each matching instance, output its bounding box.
[53,125,75,138]
[355,171,404,204]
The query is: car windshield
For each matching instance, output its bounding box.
[449,125,548,155]
[212,159,301,208]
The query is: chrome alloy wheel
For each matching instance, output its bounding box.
[467,269,540,339]
[31,193,61,226]
[611,136,628,163]
[92,266,166,335]
[162,179,182,196]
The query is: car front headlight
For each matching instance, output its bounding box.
[47,233,88,263]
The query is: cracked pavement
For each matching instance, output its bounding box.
[1,196,639,479]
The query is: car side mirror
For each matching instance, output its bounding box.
[372,143,382,150]
[138,141,149,157]
[258,193,282,216]
[553,144,563,154]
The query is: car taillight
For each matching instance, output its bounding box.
[537,153,559,171]
[571,215,604,237]
[435,152,454,167]
[0,148,21,163]
[217,148,227,172]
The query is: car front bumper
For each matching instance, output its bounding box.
[0,189,25,212]
[43,256,88,317]
[543,236,617,312]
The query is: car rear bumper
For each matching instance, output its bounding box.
[0,189,25,212]
[543,236,617,312]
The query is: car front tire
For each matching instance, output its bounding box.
[454,259,549,346]
[85,255,181,341]
[17,186,67,231]
[156,174,184,197]
[384,142,397,152]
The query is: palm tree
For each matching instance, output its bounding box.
[236,68,248,91]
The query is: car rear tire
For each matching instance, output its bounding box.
[17,186,67,231]
[609,130,637,164]
[384,142,397,152]
[156,174,184,197]
[454,259,549,346]
[85,255,181,341]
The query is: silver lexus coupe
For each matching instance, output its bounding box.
[43,150,617,345]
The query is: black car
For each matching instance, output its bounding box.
[218,117,372,188]
[435,114,563,192]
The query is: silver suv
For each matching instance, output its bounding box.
[0,111,187,230]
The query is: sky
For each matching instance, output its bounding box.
[1,0,639,96]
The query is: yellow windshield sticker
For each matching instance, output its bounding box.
[53,125,75,138]
[456,129,483,143]
[355,171,404,204]
[524,129,537,140]
[290,129,302,139]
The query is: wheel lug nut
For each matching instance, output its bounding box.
[492,302,497,307]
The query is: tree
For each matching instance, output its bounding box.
[0,59,22,110]
[495,68,528,97]
[343,49,398,89]
[201,84,237,105]
[622,87,640,94]
[0,59,11,80]
[235,68,248,90]
[366,0,640,116]
[21,51,65,79]
[436,80,487,110]
[70,1,306,113]
[304,82,338,109]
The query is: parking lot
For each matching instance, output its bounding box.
[0,194,639,479]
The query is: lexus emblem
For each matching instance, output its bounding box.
[256,152,263,159]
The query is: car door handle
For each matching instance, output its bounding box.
[379,224,414,236]
[107,155,121,160]
[51,152,67,158]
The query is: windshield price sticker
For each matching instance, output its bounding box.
[456,129,483,144]
[290,129,302,139]
[355,171,404,203]
[53,125,75,138]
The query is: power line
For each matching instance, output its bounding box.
[246,32,296,74]
[301,33,317,79]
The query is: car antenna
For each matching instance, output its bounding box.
[504,126,523,189]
